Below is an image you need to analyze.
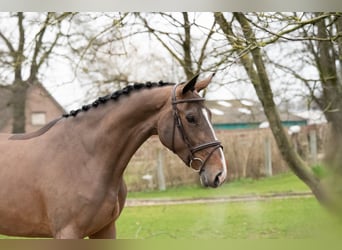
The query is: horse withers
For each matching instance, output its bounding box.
[0,74,227,238]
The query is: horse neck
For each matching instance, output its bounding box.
[74,86,171,176]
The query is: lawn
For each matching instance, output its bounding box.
[117,197,341,239]
[117,173,341,239]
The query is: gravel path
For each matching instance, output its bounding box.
[126,191,313,207]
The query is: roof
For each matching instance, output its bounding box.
[295,110,327,125]
[34,82,66,113]
[205,99,306,126]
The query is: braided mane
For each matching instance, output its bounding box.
[62,81,174,118]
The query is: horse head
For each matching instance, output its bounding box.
[158,74,227,188]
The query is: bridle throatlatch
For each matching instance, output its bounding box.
[170,83,223,172]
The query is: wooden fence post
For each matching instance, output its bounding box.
[264,136,272,176]
[156,148,166,191]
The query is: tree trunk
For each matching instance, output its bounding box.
[325,105,342,209]
[11,80,29,133]
[309,15,342,208]
[181,12,194,79]
[0,13,66,134]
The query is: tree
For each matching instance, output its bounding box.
[214,12,342,212]
[63,13,171,101]
[137,12,219,80]
[63,12,132,100]
[66,12,220,99]
[301,13,342,187]
[0,12,74,133]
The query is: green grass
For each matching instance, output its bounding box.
[117,173,341,239]
[117,197,342,239]
[127,172,311,200]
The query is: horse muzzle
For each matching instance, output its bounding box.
[200,166,227,188]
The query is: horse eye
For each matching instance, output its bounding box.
[186,114,196,124]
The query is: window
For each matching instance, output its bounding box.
[31,112,46,126]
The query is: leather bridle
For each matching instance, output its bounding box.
[171,83,223,172]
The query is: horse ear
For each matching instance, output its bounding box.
[181,74,200,95]
[194,72,215,92]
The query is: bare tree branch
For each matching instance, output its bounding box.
[138,14,185,71]
[14,12,25,81]
[245,12,342,44]
[0,31,15,53]
[29,12,52,81]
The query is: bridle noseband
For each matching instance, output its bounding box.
[171,83,223,172]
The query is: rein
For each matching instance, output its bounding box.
[171,83,222,173]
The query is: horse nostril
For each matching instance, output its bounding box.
[214,172,222,187]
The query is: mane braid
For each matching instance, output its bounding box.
[62,80,174,118]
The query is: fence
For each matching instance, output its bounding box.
[124,124,327,191]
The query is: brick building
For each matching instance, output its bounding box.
[0,84,65,133]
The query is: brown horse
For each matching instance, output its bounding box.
[0,74,227,239]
